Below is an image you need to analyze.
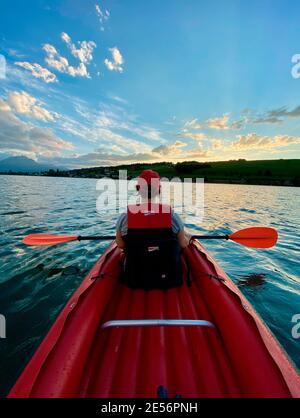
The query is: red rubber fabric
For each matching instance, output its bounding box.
[127,203,172,229]
[7,242,300,398]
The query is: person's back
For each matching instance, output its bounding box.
[116,170,189,290]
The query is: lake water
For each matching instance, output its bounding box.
[0,175,299,396]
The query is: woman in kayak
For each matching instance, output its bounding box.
[116,170,189,289]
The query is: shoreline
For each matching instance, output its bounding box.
[0,172,299,188]
[1,159,299,187]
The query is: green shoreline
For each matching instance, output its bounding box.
[1,159,299,187]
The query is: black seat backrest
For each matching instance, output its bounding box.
[122,228,183,290]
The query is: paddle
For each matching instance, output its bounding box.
[22,227,278,249]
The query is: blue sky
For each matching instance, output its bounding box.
[0,0,300,168]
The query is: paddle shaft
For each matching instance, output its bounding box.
[192,235,229,240]
[78,236,115,241]
[77,235,230,241]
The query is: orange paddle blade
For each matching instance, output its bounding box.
[229,227,278,248]
[22,234,78,246]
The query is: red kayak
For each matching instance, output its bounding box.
[8,240,300,398]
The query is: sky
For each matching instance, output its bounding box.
[0,0,300,168]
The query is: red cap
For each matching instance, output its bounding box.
[137,170,160,190]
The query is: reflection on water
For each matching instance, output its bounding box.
[0,175,299,395]
[237,273,267,287]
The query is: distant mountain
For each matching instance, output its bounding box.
[0,156,57,173]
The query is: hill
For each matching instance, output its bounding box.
[1,158,299,186]
[45,159,300,187]
[0,156,57,173]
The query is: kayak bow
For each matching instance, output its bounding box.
[8,240,300,398]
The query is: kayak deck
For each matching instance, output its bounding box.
[8,242,300,398]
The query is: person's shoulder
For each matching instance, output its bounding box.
[171,209,184,232]
[116,212,127,229]
[117,212,127,221]
[171,209,182,220]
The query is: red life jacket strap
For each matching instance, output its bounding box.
[127,203,172,229]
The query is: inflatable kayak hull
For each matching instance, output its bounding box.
[8,241,300,398]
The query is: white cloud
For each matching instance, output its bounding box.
[7,91,59,122]
[4,63,50,92]
[211,139,223,150]
[152,140,187,156]
[206,114,230,130]
[43,43,90,78]
[95,3,110,31]
[184,103,300,133]
[0,106,73,157]
[180,132,206,141]
[0,98,11,112]
[58,113,153,156]
[39,150,156,169]
[104,47,124,72]
[184,114,245,131]
[38,140,209,169]
[15,62,57,83]
[233,133,300,150]
[110,95,128,104]
[196,133,300,156]
[73,102,163,144]
[184,118,203,129]
[152,140,208,161]
[61,32,96,64]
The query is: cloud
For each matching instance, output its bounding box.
[252,105,300,125]
[180,132,206,141]
[109,95,128,105]
[206,114,230,130]
[152,140,187,156]
[3,63,51,92]
[0,98,11,112]
[184,114,245,130]
[184,118,200,129]
[7,48,26,59]
[104,47,124,72]
[230,119,245,129]
[232,133,300,150]
[59,112,154,155]
[39,150,156,169]
[39,140,209,169]
[184,105,300,132]
[61,32,96,64]
[15,62,57,83]
[92,129,153,154]
[211,139,223,150]
[0,106,73,158]
[252,116,281,125]
[164,115,177,126]
[72,102,164,144]
[152,141,208,160]
[43,43,89,78]
[7,91,59,122]
[95,3,110,31]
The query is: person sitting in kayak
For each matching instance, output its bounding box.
[116,170,189,289]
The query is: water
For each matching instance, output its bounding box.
[0,175,299,396]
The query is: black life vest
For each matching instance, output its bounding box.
[122,203,183,290]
